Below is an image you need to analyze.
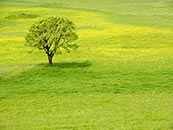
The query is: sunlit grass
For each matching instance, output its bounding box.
[0,0,173,129]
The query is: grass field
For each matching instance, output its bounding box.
[0,0,173,129]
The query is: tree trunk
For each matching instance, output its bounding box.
[48,55,53,64]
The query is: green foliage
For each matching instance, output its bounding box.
[25,17,78,63]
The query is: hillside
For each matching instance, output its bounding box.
[0,0,173,129]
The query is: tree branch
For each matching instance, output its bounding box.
[51,34,63,55]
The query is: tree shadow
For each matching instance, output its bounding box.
[37,61,92,68]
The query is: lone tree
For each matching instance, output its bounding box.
[25,17,78,64]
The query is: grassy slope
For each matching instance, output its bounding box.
[0,0,173,129]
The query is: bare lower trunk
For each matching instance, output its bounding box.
[48,55,53,64]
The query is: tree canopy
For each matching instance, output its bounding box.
[25,17,78,64]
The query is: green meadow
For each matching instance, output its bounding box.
[0,0,173,129]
